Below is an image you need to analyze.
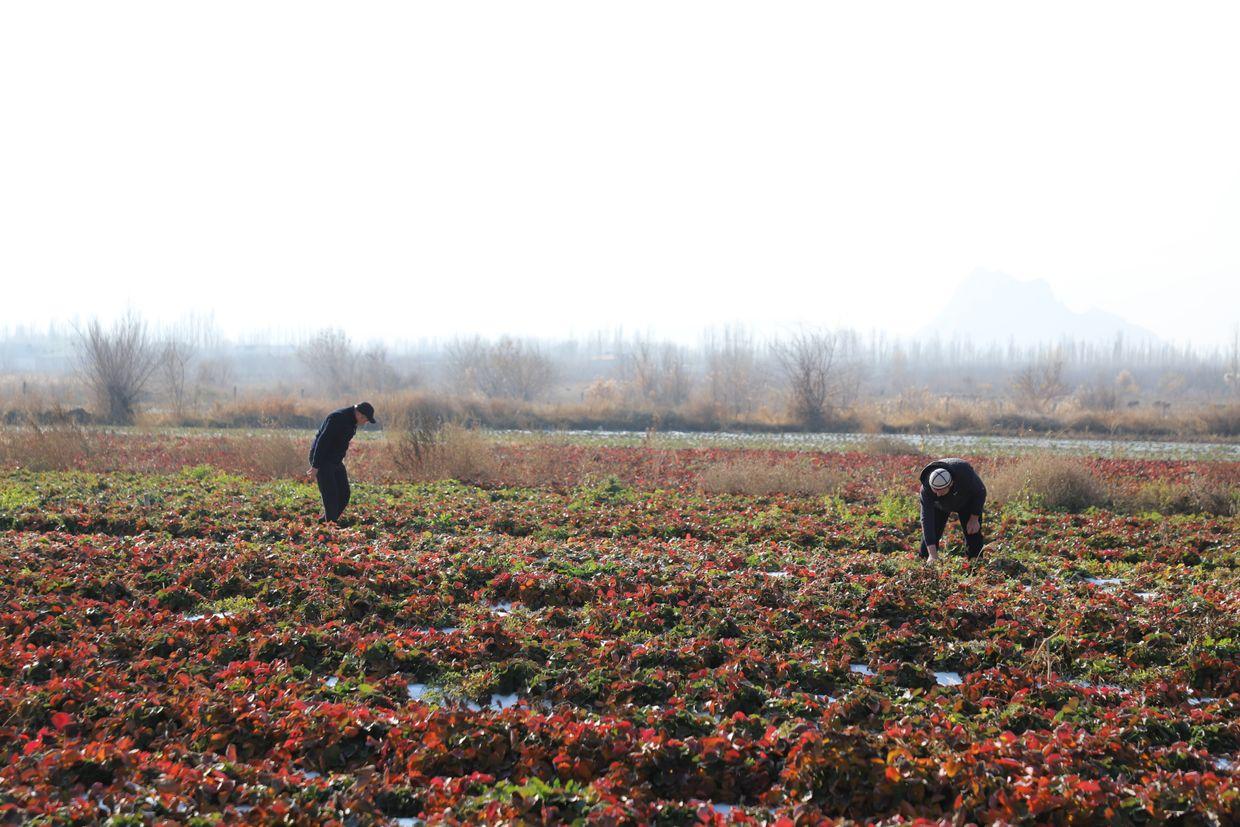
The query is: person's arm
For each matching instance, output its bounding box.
[309,416,336,470]
[966,466,987,516]
[309,423,322,468]
[964,467,986,534]
[920,487,936,547]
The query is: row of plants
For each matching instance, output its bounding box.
[0,458,1236,823]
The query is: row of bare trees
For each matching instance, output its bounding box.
[73,319,405,424]
[69,318,863,427]
[58,316,1240,427]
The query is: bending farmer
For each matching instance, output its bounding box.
[308,401,376,524]
[918,458,986,563]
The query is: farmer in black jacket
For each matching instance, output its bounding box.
[918,458,986,563]
[308,402,376,524]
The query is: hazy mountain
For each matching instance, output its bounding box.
[920,269,1160,347]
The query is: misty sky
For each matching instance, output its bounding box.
[2,2,1238,345]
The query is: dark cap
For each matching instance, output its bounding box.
[356,401,377,424]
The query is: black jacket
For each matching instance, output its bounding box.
[919,458,986,544]
[309,406,358,469]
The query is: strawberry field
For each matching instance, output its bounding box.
[1,444,1237,825]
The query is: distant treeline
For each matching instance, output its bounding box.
[0,317,1237,437]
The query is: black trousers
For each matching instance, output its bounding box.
[316,463,351,523]
[919,509,984,558]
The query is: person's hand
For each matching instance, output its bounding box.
[307,467,318,481]
[966,515,980,535]
[925,544,939,563]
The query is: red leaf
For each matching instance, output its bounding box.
[23,739,42,756]
[50,712,73,731]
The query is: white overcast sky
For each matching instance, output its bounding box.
[1,2,1237,345]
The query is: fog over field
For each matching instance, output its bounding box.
[2,2,1238,347]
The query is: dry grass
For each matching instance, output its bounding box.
[987,454,1236,516]
[1195,404,1240,438]
[8,380,1240,440]
[698,456,844,496]
[988,455,1111,512]
[245,434,307,480]
[1121,477,1237,517]
[0,419,94,472]
[385,417,501,486]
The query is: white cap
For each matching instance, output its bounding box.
[928,467,952,492]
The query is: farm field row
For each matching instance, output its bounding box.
[0,456,1237,824]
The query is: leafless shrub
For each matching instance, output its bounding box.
[988,455,1109,511]
[384,395,499,484]
[75,315,160,424]
[389,423,498,484]
[698,455,844,496]
[385,395,451,466]
[772,330,839,429]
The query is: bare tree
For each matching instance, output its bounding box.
[624,336,692,407]
[704,325,757,416]
[1012,358,1068,413]
[298,329,357,395]
[75,314,160,424]
[772,329,838,429]
[624,337,658,403]
[159,339,197,417]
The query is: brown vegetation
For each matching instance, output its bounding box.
[988,454,1236,516]
[6,389,1240,440]
[74,315,160,425]
[0,417,95,472]
[383,394,502,485]
[1121,476,1236,516]
[247,434,308,480]
[987,455,1111,511]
